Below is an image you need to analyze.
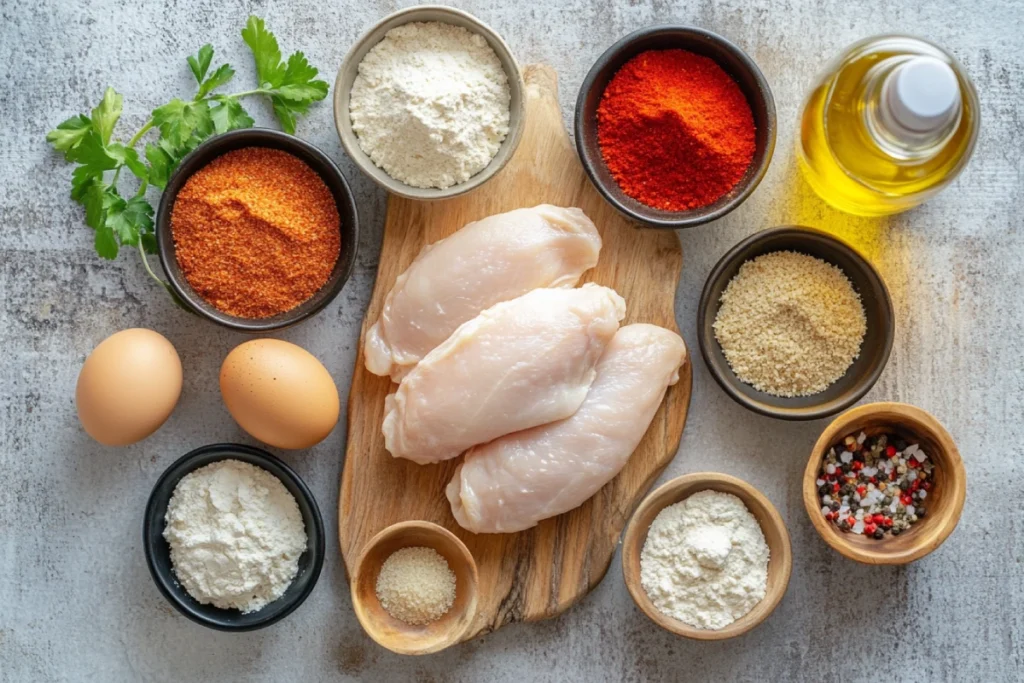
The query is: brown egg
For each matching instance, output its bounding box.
[76,328,183,446]
[220,339,340,450]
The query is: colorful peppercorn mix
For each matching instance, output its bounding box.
[816,431,934,538]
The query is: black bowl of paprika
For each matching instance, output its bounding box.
[156,128,359,332]
[575,26,776,229]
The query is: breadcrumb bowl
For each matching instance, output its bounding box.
[698,225,894,420]
[803,402,966,565]
[351,521,479,655]
[621,473,792,641]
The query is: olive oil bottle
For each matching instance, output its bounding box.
[798,35,979,216]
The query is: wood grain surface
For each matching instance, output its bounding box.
[339,64,692,646]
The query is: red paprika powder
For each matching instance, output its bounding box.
[597,49,756,212]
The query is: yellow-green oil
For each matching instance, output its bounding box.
[798,35,979,216]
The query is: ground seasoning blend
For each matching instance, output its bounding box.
[597,49,756,212]
[171,147,341,319]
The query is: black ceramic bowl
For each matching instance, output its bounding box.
[575,26,776,229]
[156,128,359,332]
[144,443,325,631]
[698,226,894,420]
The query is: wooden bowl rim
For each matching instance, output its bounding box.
[621,472,792,640]
[350,520,480,655]
[802,402,966,565]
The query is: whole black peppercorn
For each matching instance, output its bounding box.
[917,508,927,518]
[891,528,902,536]
[873,528,885,540]
[818,484,830,497]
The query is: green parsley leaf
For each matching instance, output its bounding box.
[187,44,214,83]
[145,143,172,190]
[107,143,148,182]
[152,98,213,149]
[241,16,285,88]
[124,196,155,235]
[71,165,101,203]
[94,224,119,259]
[91,87,123,146]
[67,130,118,173]
[105,195,153,247]
[47,114,93,156]
[141,232,159,255]
[210,96,254,134]
[270,97,299,134]
[197,63,235,98]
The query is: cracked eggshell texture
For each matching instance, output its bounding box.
[219,339,340,450]
[75,328,183,446]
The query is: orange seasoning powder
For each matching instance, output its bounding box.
[597,49,756,212]
[171,147,341,319]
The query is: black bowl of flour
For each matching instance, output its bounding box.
[144,443,325,631]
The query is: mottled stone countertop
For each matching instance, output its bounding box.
[1,1,1021,681]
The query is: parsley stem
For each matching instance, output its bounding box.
[128,120,154,149]
[137,238,168,288]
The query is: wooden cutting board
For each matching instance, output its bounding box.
[339,64,692,646]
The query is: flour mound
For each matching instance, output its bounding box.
[349,21,511,189]
[640,490,769,630]
[163,459,307,613]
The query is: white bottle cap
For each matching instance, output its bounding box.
[885,57,960,133]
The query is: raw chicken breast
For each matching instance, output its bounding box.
[382,284,626,464]
[364,205,601,380]
[447,323,687,534]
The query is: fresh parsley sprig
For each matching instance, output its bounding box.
[46,16,328,300]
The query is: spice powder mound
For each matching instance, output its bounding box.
[171,147,341,319]
[713,250,867,397]
[597,49,756,212]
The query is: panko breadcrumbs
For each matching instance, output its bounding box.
[713,250,866,397]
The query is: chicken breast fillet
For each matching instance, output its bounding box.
[382,284,626,465]
[447,323,687,534]
[365,205,602,380]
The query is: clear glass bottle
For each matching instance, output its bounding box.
[797,35,980,216]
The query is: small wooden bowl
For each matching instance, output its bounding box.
[803,402,966,565]
[351,521,479,655]
[622,473,792,640]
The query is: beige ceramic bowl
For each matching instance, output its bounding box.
[333,5,526,200]
[622,472,792,640]
[351,521,479,655]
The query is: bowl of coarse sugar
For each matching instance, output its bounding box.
[698,225,894,421]
[155,128,359,332]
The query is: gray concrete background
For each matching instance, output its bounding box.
[1,0,1021,680]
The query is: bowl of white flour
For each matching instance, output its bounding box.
[334,5,525,199]
[621,472,792,640]
[144,444,325,631]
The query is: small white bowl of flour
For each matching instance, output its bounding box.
[144,445,325,631]
[622,473,792,640]
[334,6,525,199]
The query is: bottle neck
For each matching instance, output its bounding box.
[863,58,962,160]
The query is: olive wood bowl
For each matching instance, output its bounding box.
[803,402,966,565]
[351,521,479,655]
[621,472,792,640]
